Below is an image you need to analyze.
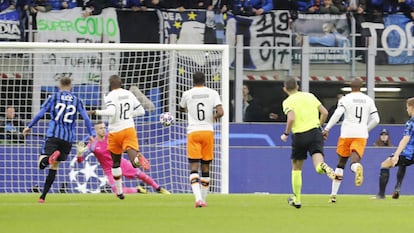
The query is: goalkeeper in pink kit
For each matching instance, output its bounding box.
[77,122,170,194]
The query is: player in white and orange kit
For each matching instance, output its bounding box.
[77,122,170,194]
[179,71,224,208]
[323,78,380,203]
[89,75,149,200]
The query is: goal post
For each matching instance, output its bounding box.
[0,42,229,194]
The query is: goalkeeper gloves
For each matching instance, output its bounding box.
[76,142,87,163]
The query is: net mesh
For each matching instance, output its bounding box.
[0,44,227,194]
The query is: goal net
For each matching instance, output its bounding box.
[0,42,229,194]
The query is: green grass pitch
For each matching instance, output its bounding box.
[0,193,412,233]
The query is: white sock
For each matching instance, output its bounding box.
[331,168,343,196]
[200,177,210,202]
[350,163,362,173]
[112,167,123,195]
[190,173,202,201]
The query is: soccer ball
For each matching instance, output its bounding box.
[160,112,174,127]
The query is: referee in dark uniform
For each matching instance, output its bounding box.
[23,77,95,203]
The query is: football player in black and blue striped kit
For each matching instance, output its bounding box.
[375,97,414,199]
[23,77,95,203]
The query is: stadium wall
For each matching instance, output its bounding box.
[0,123,407,195]
[228,123,407,195]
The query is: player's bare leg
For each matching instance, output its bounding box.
[111,153,124,200]
[312,153,335,180]
[48,150,61,166]
[350,151,363,186]
[126,148,139,167]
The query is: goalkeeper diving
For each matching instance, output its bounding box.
[76,121,170,195]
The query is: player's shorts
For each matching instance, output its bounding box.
[187,130,214,161]
[395,155,414,167]
[336,137,367,157]
[108,127,139,155]
[291,127,324,160]
[41,137,72,161]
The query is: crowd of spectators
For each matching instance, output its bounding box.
[0,0,412,18]
[0,0,412,39]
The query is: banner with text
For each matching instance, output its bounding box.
[291,13,351,64]
[0,10,21,40]
[158,9,217,44]
[35,7,120,85]
[226,11,291,71]
[383,14,414,64]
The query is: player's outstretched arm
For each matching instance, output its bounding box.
[367,112,380,132]
[23,102,50,137]
[132,104,145,117]
[93,105,116,116]
[78,100,95,137]
[76,141,94,163]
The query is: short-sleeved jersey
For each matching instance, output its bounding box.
[179,86,222,134]
[401,117,414,159]
[337,92,378,138]
[96,88,142,133]
[282,92,321,133]
[27,90,94,143]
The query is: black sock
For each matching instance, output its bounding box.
[40,169,57,200]
[379,168,389,196]
[395,166,406,191]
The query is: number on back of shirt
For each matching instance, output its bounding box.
[355,106,362,123]
[197,102,205,121]
[120,102,130,120]
[55,103,76,123]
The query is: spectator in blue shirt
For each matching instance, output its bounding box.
[231,0,274,16]
[48,0,66,10]
[0,0,16,11]
[112,0,142,10]
[63,0,80,9]
[398,0,414,20]
[296,0,319,13]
